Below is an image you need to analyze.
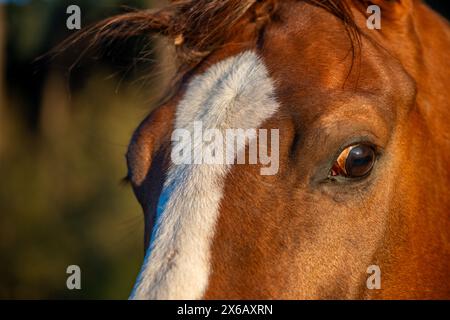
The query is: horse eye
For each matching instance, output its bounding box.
[330,144,376,178]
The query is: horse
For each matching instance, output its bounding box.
[74,0,450,299]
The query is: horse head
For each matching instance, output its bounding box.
[121,0,450,299]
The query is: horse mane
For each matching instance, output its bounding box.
[52,0,360,91]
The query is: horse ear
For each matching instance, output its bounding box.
[365,0,414,20]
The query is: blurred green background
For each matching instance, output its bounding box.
[0,0,448,300]
[0,0,170,299]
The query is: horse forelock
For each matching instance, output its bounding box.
[53,0,362,101]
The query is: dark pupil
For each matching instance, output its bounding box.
[345,145,375,177]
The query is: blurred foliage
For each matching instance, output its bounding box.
[0,0,167,299]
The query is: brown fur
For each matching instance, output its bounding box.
[121,0,450,299]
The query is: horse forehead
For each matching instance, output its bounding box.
[259,10,414,123]
[262,1,404,90]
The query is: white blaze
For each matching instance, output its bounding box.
[130,51,280,300]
